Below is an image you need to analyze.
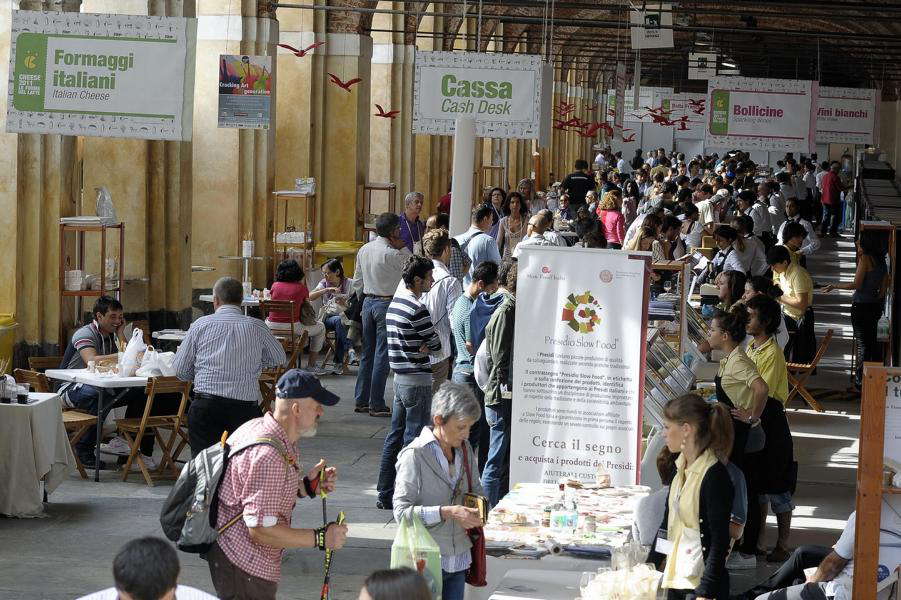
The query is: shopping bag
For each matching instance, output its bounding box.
[119,329,146,377]
[136,346,177,377]
[390,514,442,600]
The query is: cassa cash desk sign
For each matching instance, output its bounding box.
[412,51,550,140]
[7,11,194,141]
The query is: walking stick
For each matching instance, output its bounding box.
[320,511,346,600]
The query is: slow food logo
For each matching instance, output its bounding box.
[561,291,602,333]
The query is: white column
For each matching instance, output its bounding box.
[450,117,476,237]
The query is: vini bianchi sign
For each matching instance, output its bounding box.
[412,51,551,141]
[7,10,196,141]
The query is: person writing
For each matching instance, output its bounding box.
[393,382,485,600]
[310,258,352,374]
[652,393,735,600]
[824,231,889,389]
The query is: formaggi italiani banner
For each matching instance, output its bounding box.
[7,10,196,141]
[705,76,817,153]
[510,246,650,487]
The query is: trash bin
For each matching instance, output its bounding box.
[0,314,17,374]
[314,241,364,276]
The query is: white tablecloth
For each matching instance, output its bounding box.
[0,393,75,517]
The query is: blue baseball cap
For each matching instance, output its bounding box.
[276,369,340,406]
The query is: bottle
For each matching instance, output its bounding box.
[541,505,552,528]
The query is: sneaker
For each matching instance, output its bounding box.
[129,454,161,471]
[354,406,370,413]
[307,366,330,377]
[376,499,393,510]
[79,454,111,470]
[369,409,391,418]
[726,552,758,570]
[348,349,359,365]
[100,436,132,456]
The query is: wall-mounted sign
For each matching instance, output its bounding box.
[412,51,551,142]
[816,86,878,145]
[688,52,717,80]
[6,10,196,141]
[630,3,674,49]
[706,76,817,153]
[218,55,272,130]
[607,86,674,123]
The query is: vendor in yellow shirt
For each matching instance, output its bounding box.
[743,295,797,563]
[653,393,735,600]
[767,244,816,364]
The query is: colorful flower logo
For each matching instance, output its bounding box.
[561,291,602,333]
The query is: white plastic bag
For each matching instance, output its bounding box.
[119,329,146,377]
[474,339,491,392]
[95,186,117,225]
[136,346,176,377]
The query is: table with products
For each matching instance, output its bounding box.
[0,393,75,517]
[45,369,148,482]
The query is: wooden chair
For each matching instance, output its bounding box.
[28,356,63,372]
[259,374,277,414]
[115,377,191,486]
[259,299,297,354]
[786,328,833,413]
[14,369,51,393]
[63,410,97,479]
[319,331,350,374]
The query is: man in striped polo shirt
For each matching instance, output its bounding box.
[375,255,442,510]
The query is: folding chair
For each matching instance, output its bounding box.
[115,377,191,486]
[14,369,51,393]
[786,328,833,412]
[260,299,297,354]
[28,356,63,372]
[259,374,277,414]
[320,331,350,374]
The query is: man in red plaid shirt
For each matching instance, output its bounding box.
[208,369,348,600]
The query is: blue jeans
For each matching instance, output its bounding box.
[453,370,489,472]
[323,314,348,363]
[442,569,467,600]
[481,399,511,508]
[376,382,433,504]
[354,296,391,411]
[66,384,154,457]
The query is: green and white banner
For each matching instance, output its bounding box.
[705,76,817,153]
[7,10,196,141]
[412,51,551,143]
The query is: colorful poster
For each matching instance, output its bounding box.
[630,2,674,49]
[816,86,878,145]
[412,51,549,139]
[688,52,717,80]
[510,247,650,487]
[6,10,195,141]
[218,55,272,129]
[705,77,817,153]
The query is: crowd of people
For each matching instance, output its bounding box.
[53,143,894,600]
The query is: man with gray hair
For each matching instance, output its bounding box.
[174,276,287,455]
[398,191,426,253]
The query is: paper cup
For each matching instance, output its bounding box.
[242,240,255,258]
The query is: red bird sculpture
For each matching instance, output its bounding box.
[277,41,326,57]
[688,99,706,114]
[556,102,575,115]
[622,132,636,142]
[374,104,400,119]
[327,72,362,92]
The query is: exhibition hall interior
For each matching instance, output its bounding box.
[1,1,900,599]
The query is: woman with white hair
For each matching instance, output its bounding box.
[393,381,484,600]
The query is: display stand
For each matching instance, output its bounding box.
[650,261,690,356]
[359,182,397,239]
[58,222,124,348]
[853,365,901,600]
[273,191,316,270]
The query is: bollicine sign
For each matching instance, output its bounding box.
[705,76,817,153]
[413,51,550,141]
[7,10,196,141]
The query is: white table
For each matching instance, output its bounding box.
[45,369,148,482]
[198,294,260,315]
[0,393,75,517]
[482,568,583,600]
[152,330,187,346]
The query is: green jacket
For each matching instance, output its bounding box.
[484,290,515,406]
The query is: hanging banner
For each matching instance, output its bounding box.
[510,247,650,487]
[688,52,717,80]
[706,77,817,153]
[6,10,196,141]
[608,86,673,123]
[630,2,674,49]
[816,86,878,145]
[412,51,550,140]
[218,55,272,130]
[613,62,626,136]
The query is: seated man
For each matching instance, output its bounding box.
[76,536,217,600]
[737,504,900,600]
[62,296,166,470]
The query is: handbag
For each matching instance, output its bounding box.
[299,300,318,327]
[462,445,487,587]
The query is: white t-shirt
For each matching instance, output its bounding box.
[77,585,219,600]
[829,505,901,600]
